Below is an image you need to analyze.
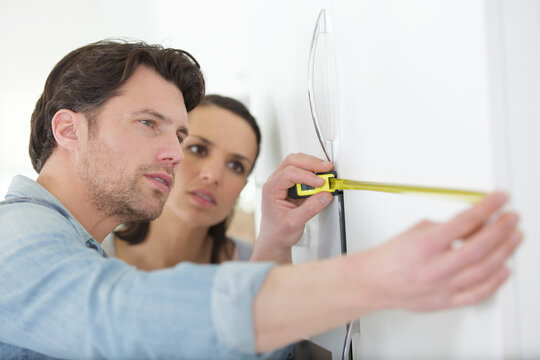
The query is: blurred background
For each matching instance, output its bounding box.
[1,1,539,358]
[0,0,257,241]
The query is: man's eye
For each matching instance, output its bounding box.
[140,119,154,127]
[228,161,245,174]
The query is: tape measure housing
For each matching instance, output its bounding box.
[287,171,342,199]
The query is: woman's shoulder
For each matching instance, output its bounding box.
[229,237,254,261]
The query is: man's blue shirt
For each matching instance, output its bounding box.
[0,175,288,359]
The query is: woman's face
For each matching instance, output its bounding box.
[164,105,258,227]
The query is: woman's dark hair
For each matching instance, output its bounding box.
[115,95,261,264]
[29,39,205,173]
[202,95,261,163]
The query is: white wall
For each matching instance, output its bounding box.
[497,1,540,356]
[2,1,539,358]
[248,0,540,358]
[0,0,251,196]
[333,2,501,357]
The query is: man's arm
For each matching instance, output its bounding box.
[0,202,275,359]
[251,156,520,352]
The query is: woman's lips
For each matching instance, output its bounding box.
[188,189,217,207]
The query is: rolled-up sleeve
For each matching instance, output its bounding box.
[211,262,294,360]
[212,261,274,353]
[0,201,292,359]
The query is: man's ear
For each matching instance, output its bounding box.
[51,109,84,150]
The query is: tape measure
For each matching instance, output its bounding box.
[288,171,486,203]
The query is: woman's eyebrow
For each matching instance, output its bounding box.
[190,135,213,145]
[188,135,253,164]
[231,153,253,165]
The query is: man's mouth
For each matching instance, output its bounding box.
[153,177,166,185]
[145,173,174,194]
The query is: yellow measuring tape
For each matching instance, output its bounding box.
[288,171,486,203]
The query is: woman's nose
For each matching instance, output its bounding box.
[199,160,223,185]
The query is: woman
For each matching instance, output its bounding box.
[101,95,260,269]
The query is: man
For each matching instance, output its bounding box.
[0,40,521,359]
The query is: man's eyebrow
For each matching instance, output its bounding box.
[133,109,170,123]
[133,108,188,135]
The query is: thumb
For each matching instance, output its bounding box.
[290,192,334,226]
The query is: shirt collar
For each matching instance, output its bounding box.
[6,175,95,244]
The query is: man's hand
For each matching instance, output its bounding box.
[251,153,334,263]
[253,192,521,353]
[349,192,522,312]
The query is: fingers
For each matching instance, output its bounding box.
[434,192,508,249]
[401,219,439,237]
[447,229,522,291]
[263,153,334,202]
[264,166,329,203]
[273,153,333,175]
[449,266,510,308]
[289,192,333,227]
[264,166,324,201]
[435,211,519,281]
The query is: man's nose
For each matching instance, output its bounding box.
[157,135,184,168]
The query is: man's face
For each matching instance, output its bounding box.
[77,66,188,222]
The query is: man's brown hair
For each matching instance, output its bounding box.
[29,39,205,172]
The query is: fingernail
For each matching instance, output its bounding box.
[511,231,522,243]
[507,213,519,227]
[319,194,331,205]
[492,192,508,206]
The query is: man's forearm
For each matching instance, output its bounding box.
[253,253,374,352]
[252,193,521,353]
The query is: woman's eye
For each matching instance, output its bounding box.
[186,144,207,156]
[228,161,245,174]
